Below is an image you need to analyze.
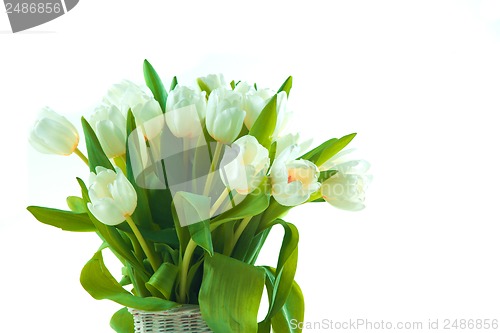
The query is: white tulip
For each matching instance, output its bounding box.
[270,145,320,206]
[29,107,80,156]
[87,167,137,226]
[219,135,270,195]
[103,80,151,114]
[235,83,291,137]
[275,132,313,158]
[198,74,229,92]
[165,85,207,138]
[89,105,127,158]
[206,88,245,144]
[132,99,164,140]
[321,160,372,211]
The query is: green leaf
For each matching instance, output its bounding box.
[277,76,293,97]
[263,267,304,333]
[110,307,134,333]
[249,95,277,148]
[230,80,236,90]
[318,169,338,182]
[170,76,178,91]
[27,206,95,232]
[125,110,154,228]
[81,250,179,311]
[314,133,357,167]
[264,220,299,320]
[81,117,114,172]
[197,78,212,96]
[173,191,213,256]
[199,253,266,333]
[211,182,270,229]
[143,59,167,112]
[66,196,86,213]
[145,262,178,300]
[301,133,356,166]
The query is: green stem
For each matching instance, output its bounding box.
[74,148,89,166]
[203,142,223,197]
[229,216,252,254]
[209,188,230,217]
[179,239,197,304]
[125,216,160,272]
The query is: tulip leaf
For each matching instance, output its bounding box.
[314,132,357,166]
[173,191,213,256]
[249,95,277,148]
[230,80,236,90]
[170,76,178,91]
[197,78,212,96]
[125,110,154,228]
[301,133,357,166]
[262,220,299,320]
[318,170,338,182]
[145,262,178,300]
[81,117,114,172]
[199,253,266,333]
[66,196,87,213]
[211,182,270,228]
[143,59,167,112]
[110,307,134,333]
[81,249,179,311]
[27,206,96,232]
[262,267,304,333]
[277,76,293,97]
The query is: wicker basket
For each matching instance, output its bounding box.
[129,305,212,333]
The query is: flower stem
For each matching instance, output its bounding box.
[179,239,197,304]
[209,188,230,217]
[229,216,252,254]
[203,142,223,197]
[125,216,160,272]
[74,148,89,166]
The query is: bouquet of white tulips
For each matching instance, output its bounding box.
[28,60,371,333]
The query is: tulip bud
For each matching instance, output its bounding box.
[219,135,270,195]
[198,74,229,92]
[270,145,320,206]
[165,85,207,138]
[87,167,137,226]
[29,107,80,156]
[104,80,151,114]
[206,88,245,144]
[321,160,372,211]
[89,105,127,158]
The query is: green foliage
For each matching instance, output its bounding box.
[199,253,266,333]
[143,59,167,112]
[27,206,95,232]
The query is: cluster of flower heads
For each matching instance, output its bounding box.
[29,74,371,227]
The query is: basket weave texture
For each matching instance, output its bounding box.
[129,305,213,333]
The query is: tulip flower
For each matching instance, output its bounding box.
[132,99,164,140]
[321,160,372,211]
[219,135,270,195]
[206,88,245,144]
[235,83,291,137]
[270,145,321,206]
[29,107,80,156]
[103,80,151,114]
[165,85,207,138]
[198,74,229,92]
[89,105,127,158]
[87,167,137,226]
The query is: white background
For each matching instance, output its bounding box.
[1,1,500,332]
